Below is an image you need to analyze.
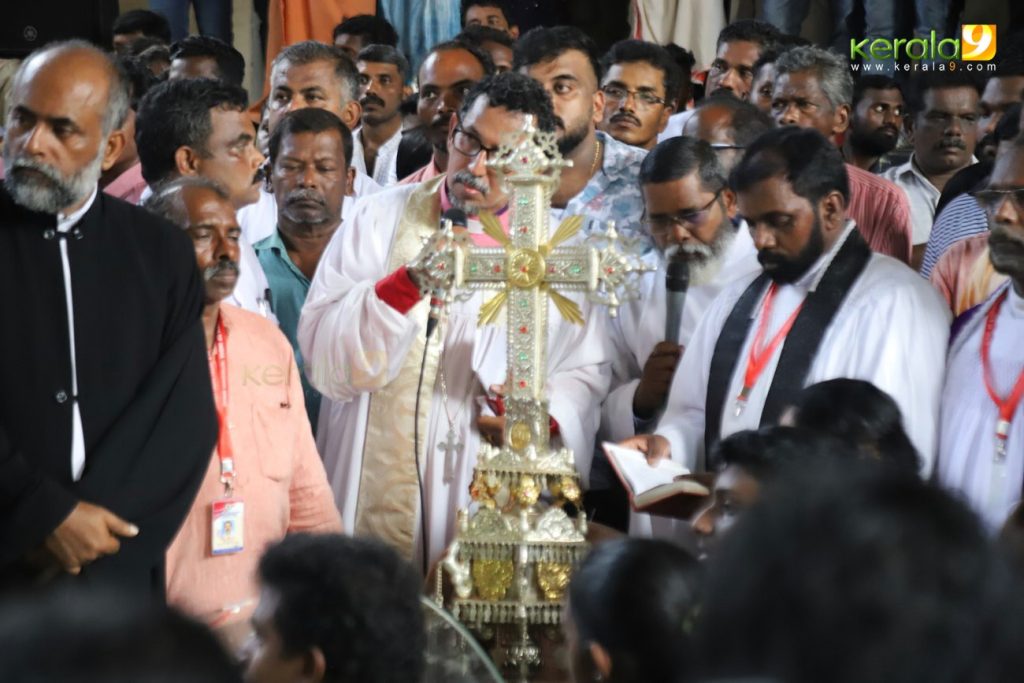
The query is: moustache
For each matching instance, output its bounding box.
[204,260,239,281]
[611,112,642,127]
[361,93,385,108]
[877,125,899,137]
[453,170,489,195]
[431,111,454,129]
[10,157,64,185]
[554,116,566,130]
[989,228,1024,251]
[937,137,967,150]
[665,242,714,262]
[285,188,326,206]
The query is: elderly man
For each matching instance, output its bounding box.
[136,77,273,319]
[771,46,914,265]
[681,92,775,175]
[144,177,340,625]
[0,42,216,597]
[299,73,610,569]
[598,40,680,151]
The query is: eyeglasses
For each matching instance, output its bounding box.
[451,118,499,159]
[709,143,745,152]
[601,84,667,108]
[972,188,1024,214]
[642,191,722,235]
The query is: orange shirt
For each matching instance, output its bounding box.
[166,304,341,622]
[930,233,1007,316]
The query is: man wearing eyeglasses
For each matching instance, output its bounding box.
[681,92,774,175]
[594,136,760,535]
[937,134,1024,532]
[597,40,680,152]
[297,72,611,568]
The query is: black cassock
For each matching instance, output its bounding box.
[0,186,217,600]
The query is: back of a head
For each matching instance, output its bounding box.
[715,19,781,51]
[512,25,602,84]
[774,46,854,109]
[332,14,399,47]
[790,378,920,473]
[640,136,725,190]
[569,538,701,682]
[0,590,240,683]
[459,71,558,133]
[112,9,172,44]
[995,101,1023,143]
[694,461,1022,683]
[116,54,159,113]
[712,425,856,480]
[600,40,682,108]
[170,35,246,87]
[272,41,360,105]
[730,126,849,205]
[136,77,248,185]
[695,92,775,147]
[664,43,696,76]
[421,39,496,82]
[258,533,425,683]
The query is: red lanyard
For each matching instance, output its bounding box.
[735,283,803,415]
[980,290,1024,459]
[207,313,236,492]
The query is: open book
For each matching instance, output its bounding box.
[603,442,711,519]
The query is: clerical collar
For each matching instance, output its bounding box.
[56,187,98,235]
[791,219,858,293]
[439,179,510,247]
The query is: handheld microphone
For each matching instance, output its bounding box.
[664,259,690,344]
[425,208,468,339]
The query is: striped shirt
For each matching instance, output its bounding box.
[845,163,913,265]
[919,193,989,278]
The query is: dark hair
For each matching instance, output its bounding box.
[996,102,1023,142]
[695,92,775,147]
[569,539,701,683]
[716,19,781,51]
[905,71,983,116]
[137,43,171,72]
[127,35,169,57]
[272,41,361,105]
[712,426,856,479]
[458,71,558,133]
[751,45,781,80]
[331,14,399,47]
[399,92,419,116]
[789,379,920,473]
[169,35,246,87]
[664,43,696,74]
[357,44,411,83]
[457,24,516,50]
[640,136,726,192]
[396,127,434,179]
[136,77,248,185]
[600,40,683,107]
[418,39,496,84]
[459,0,511,26]
[730,126,850,205]
[258,534,425,683]
[269,107,353,167]
[116,54,159,111]
[112,9,172,44]
[694,461,1024,683]
[993,33,1024,78]
[852,74,902,108]
[513,25,603,85]
[0,591,241,682]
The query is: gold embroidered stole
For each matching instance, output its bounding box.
[355,175,446,560]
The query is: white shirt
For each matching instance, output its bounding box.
[881,154,975,246]
[352,125,403,188]
[655,221,952,476]
[938,283,1024,530]
[56,188,98,481]
[657,109,695,143]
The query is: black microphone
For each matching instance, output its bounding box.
[664,259,690,344]
[425,208,469,339]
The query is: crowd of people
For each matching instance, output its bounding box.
[2,1,1024,682]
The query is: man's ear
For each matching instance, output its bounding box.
[174,146,202,176]
[589,642,612,679]
[832,103,851,136]
[656,101,676,134]
[341,101,363,129]
[903,115,916,144]
[509,25,520,39]
[301,646,327,683]
[402,84,413,99]
[345,166,356,196]
[819,190,846,233]
[101,129,127,172]
[591,88,606,127]
[721,187,738,219]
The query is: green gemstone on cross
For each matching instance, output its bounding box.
[571,265,582,274]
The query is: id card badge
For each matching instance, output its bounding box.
[211,498,245,556]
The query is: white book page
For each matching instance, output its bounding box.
[602,442,690,496]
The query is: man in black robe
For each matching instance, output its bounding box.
[0,41,217,599]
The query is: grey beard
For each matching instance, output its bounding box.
[2,141,105,214]
[664,225,737,287]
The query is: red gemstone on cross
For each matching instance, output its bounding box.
[519,326,528,334]
[518,380,527,389]
[493,265,502,273]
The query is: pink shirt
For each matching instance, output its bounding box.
[399,155,443,185]
[166,304,341,621]
[102,162,148,205]
[845,163,913,265]
[930,233,1007,316]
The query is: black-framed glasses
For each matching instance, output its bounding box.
[972,188,1024,214]
[709,143,746,152]
[451,117,500,159]
[601,84,667,108]
[642,191,723,235]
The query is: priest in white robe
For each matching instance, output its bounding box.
[623,127,951,478]
[594,137,759,537]
[298,73,610,568]
[938,140,1024,530]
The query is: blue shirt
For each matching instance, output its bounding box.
[253,229,321,433]
[919,194,988,278]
